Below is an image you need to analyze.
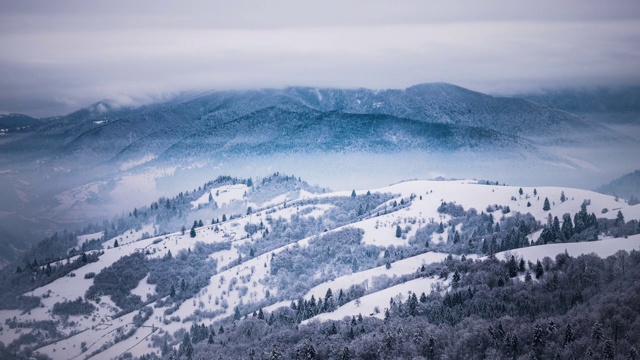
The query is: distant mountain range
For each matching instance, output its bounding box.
[0,83,615,168]
[517,86,640,119]
[0,113,42,129]
[596,169,640,201]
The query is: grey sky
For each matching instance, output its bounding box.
[1,0,639,117]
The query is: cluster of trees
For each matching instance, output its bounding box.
[270,227,383,300]
[51,296,96,316]
[289,286,367,323]
[236,191,394,263]
[416,201,540,257]
[538,201,599,244]
[1,250,100,312]
[85,241,230,315]
[85,252,149,311]
[249,172,327,205]
[144,250,640,360]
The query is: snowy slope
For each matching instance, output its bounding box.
[2,178,639,359]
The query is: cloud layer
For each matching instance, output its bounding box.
[1,0,639,117]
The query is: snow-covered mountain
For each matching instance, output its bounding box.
[1,175,639,359]
[0,83,637,268]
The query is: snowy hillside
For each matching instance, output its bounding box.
[1,176,639,359]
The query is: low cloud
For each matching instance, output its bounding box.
[1,1,639,117]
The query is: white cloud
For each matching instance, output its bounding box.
[1,1,639,116]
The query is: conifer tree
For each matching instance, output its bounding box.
[535,260,544,279]
[616,210,625,225]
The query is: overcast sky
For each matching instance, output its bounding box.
[1,0,640,117]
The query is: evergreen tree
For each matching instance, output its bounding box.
[114,239,119,248]
[535,260,544,279]
[190,226,196,238]
[395,225,402,238]
[351,190,356,198]
[408,293,418,316]
[452,270,461,286]
[603,339,614,360]
[453,231,461,244]
[247,177,253,188]
[591,322,603,343]
[616,210,625,225]
[271,344,283,360]
[563,323,574,347]
[519,187,524,196]
[562,214,574,240]
[428,335,436,359]
[543,197,551,211]
[181,332,193,360]
[560,191,566,203]
[532,323,544,347]
[507,256,518,277]
[222,214,227,222]
[340,346,352,360]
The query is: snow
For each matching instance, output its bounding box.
[130,275,156,302]
[4,178,640,359]
[299,251,450,303]
[103,224,155,249]
[494,235,640,263]
[77,231,104,247]
[306,276,444,323]
[191,184,249,209]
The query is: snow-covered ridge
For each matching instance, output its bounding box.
[1,178,639,359]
